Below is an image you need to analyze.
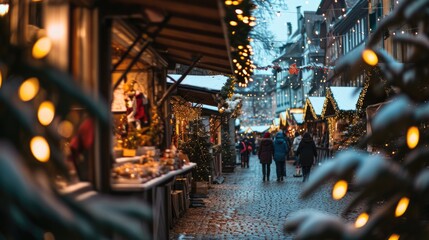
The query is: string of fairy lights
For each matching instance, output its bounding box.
[224,0,257,87]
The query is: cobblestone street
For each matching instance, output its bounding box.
[170,155,361,239]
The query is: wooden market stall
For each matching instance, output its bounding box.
[1,0,252,238]
[321,86,362,152]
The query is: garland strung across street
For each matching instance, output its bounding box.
[255,63,334,75]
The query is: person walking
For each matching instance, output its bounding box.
[292,132,303,177]
[273,131,289,182]
[239,138,251,168]
[296,132,317,182]
[258,132,274,182]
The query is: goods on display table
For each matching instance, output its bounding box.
[112,148,191,184]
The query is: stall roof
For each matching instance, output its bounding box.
[292,113,304,125]
[304,96,325,120]
[321,86,362,118]
[244,125,270,133]
[331,87,362,111]
[166,74,228,106]
[308,97,325,115]
[273,118,280,126]
[110,0,233,74]
[167,74,228,91]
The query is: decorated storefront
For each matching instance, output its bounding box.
[321,87,363,151]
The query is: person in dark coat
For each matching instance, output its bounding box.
[296,132,317,182]
[258,132,274,182]
[273,131,289,182]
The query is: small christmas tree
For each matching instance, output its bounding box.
[221,123,235,169]
[180,119,213,182]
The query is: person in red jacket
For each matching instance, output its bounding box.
[239,138,251,168]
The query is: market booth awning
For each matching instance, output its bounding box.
[167,74,229,106]
[303,96,325,121]
[292,113,304,125]
[110,0,235,75]
[321,87,362,118]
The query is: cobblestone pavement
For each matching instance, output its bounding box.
[170,155,362,239]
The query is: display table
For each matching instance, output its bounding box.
[111,162,196,240]
[111,162,196,191]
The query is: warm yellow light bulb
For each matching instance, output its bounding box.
[230,21,238,26]
[19,77,40,101]
[332,180,348,200]
[38,101,55,126]
[395,197,410,217]
[407,126,419,149]
[58,120,74,138]
[354,212,369,228]
[362,49,378,66]
[388,234,400,240]
[235,9,243,14]
[30,136,50,162]
[225,0,232,5]
[32,37,52,59]
[249,22,256,27]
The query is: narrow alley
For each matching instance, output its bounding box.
[170,155,361,239]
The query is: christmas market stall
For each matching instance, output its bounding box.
[283,108,304,137]
[0,0,253,238]
[321,86,362,152]
[303,96,327,146]
[167,74,241,184]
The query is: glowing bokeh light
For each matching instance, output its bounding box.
[19,77,40,101]
[395,197,410,217]
[406,126,419,149]
[362,49,378,66]
[30,136,50,162]
[32,37,52,59]
[332,180,348,200]
[354,212,369,228]
[38,101,55,126]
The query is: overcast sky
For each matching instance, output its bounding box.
[269,0,320,41]
[254,0,320,68]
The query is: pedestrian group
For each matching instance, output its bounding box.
[255,131,317,183]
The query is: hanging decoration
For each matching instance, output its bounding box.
[288,63,300,75]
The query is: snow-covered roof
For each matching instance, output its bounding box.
[330,87,362,111]
[292,113,304,124]
[167,74,228,91]
[308,97,325,115]
[273,118,280,126]
[249,125,270,133]
[201,104,218,112]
